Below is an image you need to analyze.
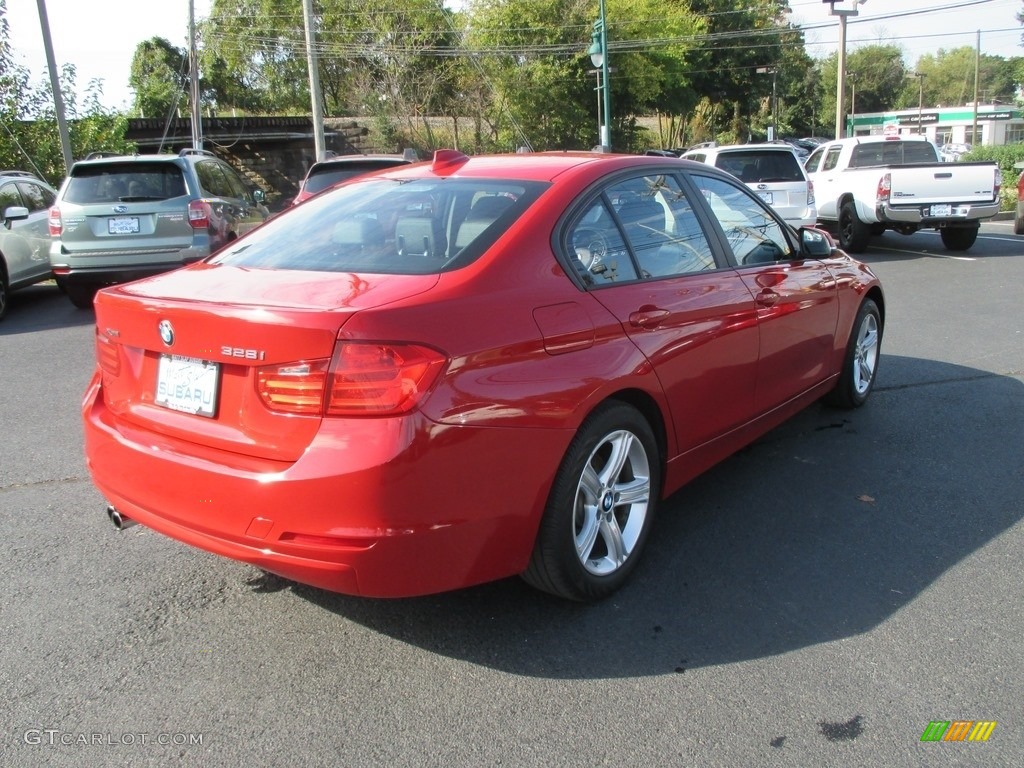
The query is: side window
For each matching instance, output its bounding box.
[195,161,232,198]
[0,182,23,215]
[17,181,54,212]
[608,174,715,278]
[805,147,825,173]
[219,163,252,201]
[566,198,638,285]
[821,147,842,172]
[691,174,795,266]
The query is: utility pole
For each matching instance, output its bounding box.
[971,30,980,146]
[914,72,926,136]
[35,0,73,173]
[302,0,326,161]
[189,0,203,150]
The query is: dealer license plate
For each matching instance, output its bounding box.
[929,204,952,217]
[757,191,774,205]
[155,355,220,417]
[108,216,140,235]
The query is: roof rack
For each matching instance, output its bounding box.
[82,151,125,160]
[0,170,38,178]
[179,148,217,158]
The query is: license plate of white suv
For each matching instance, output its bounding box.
[155,355,220,417]
[108,216,140,235]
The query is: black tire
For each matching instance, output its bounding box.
[1015,215,1024,236]
[824,298,882,409]
[65,284,98,310]
[838,201,871,253]
[940,227,978,252]
[522,402,660,601]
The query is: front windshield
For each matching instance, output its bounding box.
[211,177,547,275]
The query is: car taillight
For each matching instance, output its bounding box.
[48,207,62,236]
[188,199,210,229]
[256,343,447,417]
[257,359,330,415]
[994,168,1001,200]
[95,331,120,376]
[876,173,891,204]
[807,180,815,207]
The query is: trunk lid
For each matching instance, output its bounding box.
[94,264,438,462]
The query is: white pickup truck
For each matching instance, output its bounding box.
[804,136,1001,253]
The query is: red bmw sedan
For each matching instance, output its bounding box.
[84,150,884,601]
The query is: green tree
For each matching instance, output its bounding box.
[816,44,908,137]
[129,38,189,119]
[901,48,1020,109]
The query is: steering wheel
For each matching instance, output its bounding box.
[573,228,609,271]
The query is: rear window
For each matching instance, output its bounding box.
[714,151,804,183]
[303,160,409,195]
[63,163,187,204]
[211,177,549,275]
[849,141,938,167]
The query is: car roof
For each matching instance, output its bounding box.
[376,150,702,184]
[687,143,797,155]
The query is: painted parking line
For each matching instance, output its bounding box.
[873,245,976,261]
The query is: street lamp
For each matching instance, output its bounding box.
[756,67,778,141]
[824,1,867,140]
[587,0,611,150]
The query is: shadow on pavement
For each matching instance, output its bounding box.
[292,355,1023,678]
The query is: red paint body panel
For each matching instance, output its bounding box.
[82,151,883,598]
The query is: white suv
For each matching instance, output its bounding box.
[680,143,816,228]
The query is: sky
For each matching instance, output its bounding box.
[5,0,1022,113]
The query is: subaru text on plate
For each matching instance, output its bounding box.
[83,150,884,601]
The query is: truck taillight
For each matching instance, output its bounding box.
[256,343,447,417]
[876,173,891,203]
[188,199,210,229]
[48,207,62,236]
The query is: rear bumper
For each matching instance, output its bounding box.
[83,373,570,597]
[877,200,999,226]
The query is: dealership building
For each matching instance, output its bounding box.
[847,104,1023,146]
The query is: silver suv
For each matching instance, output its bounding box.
[680,143,816,228]
[48,149,269,308]
[0,171,58,320]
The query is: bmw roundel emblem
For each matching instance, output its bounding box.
[158,320,174,346]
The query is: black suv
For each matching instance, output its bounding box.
[48,149,269,308]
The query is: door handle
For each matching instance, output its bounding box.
[629,307,670,328]
[755,290,779,307]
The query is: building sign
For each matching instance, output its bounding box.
[897,113,940,126]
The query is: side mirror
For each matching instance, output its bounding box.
[253,189,266,204]
[3,205,30,227]
[800,226,834,258]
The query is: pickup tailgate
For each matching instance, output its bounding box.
[888,163,998,206]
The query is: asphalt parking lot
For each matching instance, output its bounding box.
[1,220,1021,768]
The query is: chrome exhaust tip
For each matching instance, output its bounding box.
[106,505,137,530]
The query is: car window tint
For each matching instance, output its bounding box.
[691,174,795,266]
[0,182,23,214]
[805,147,824,173]
[210,177,548,275]
[63,164,185,203]
[821,147,842,172]
[567,199,638,285]
[16,181,53,211]
[220,164,252,201]
[607,174,715,278]
[196,161,234,197]
[715,151,803,183]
